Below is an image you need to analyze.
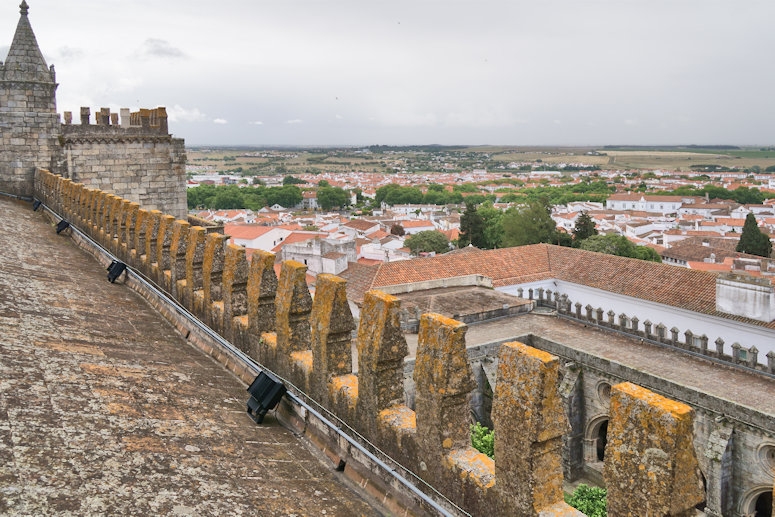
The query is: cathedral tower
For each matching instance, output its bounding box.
[0,1,59,197]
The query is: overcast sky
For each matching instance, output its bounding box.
[4,1,774,147]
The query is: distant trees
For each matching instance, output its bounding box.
[317,186,349,210]
[580,234,662,262]
[390,224,405,236]
[187,184,302,211]
[282,175,306,185]
[501,200,559,247]
[736,213,772,257]
[405,230,450,255]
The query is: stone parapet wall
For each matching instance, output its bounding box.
[520,287,775,376]
[34,169,735,517]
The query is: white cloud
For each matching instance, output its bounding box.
[167,105,206,123]
[335,114,343,120]
[213,118,228,125]
[249,121,264,125]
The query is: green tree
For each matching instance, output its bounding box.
[501,200,557,247]
[282,175,305,185]
[572,211,598,245]
[213,187,244,209]
[459,202,485,248]
[317,186,349,210]
[477,201,504,249]
[265,185,302,208]
[405,230,450,255]
[565,485,606,517]
[580,234,662,262]
[737,213,772,257]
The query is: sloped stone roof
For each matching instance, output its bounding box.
[2,1,55,84]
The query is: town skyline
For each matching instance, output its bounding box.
[6,0,774,147]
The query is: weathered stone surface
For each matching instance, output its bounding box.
[275,260,313,381]
[311,274,355,404]
[355,290,409,424]
[0,196,380,516]
[222,243,249,343]
[492,341,578,517]
[414,313,474,454]
[604,381,704,517]
[244,250,277,364]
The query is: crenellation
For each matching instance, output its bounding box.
[222,244,249,345]
[201,232,229,333]
[168,220,190,300]
[275,260,313,386]
[310,274,355,407]
[32,169,775,517]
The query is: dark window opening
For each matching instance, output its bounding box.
[596,420,608,462]
[755,491,772,517]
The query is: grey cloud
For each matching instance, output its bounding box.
[137,38,186,59]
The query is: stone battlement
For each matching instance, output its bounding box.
[35,169,713,517]
[61,107,169,136]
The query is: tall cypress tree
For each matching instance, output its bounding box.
[736,213,772,257]
[573,211,598,245]
[459,202,485,248]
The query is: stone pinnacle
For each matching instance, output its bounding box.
[20,1,29,16]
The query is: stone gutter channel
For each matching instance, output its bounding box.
[35,198,464,517]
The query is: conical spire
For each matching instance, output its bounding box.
[3,1,55,83]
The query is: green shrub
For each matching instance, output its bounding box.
[470,422,494,459]
[565,484,606,517]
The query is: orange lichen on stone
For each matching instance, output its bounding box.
[414,313,474,455]
[234,315,248,331]
[492,341,570,515]
[291,350,313,374]
[330,373,358,409]
[446,448,495,490]
[614,380,693,417]
[379,405,417,432]
[604,381,704,517]
[261,332,277,350]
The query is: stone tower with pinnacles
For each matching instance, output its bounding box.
[0,1,187,218]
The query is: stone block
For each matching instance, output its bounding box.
[604,382,704,517]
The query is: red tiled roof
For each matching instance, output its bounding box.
[401,220,435,228]
[354,244,764,326]
[343,219,379,231]
[225,224,274,240]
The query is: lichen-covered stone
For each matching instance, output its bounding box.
[604,382,704,517]
[245,250,277,364]
[275,260,312,382]
[355,290,408,423]
[311,274,355,404]
[492,341,577,517]
[222,244,249,344]
[414,313,474,454]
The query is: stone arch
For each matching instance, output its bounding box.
[740,485,773,517]
[584,415,609,464]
